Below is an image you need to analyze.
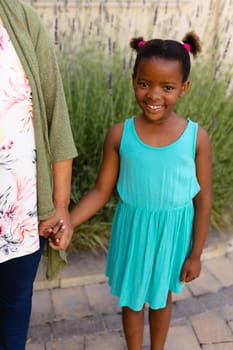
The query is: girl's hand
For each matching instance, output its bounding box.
[46,219,65,246]
[43,218,64,243]
[180,256,201,283]
[39,208,73,250]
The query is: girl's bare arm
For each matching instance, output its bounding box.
[70,123,123,227]
[181,126,212,282]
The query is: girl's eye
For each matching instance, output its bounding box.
[137,81,148,88]
[164,86,174,91]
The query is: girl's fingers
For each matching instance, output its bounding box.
[180,269,187,283]
[52,219,64,234]
[48,225,66,245]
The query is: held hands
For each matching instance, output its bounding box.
[180,256,201,283]
[38,207,73,251]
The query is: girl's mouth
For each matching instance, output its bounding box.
[147,104,163,110]
[145,103,164,112]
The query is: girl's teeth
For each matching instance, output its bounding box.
[148,105,161,110]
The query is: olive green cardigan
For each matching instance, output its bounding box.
[0,0,78,279]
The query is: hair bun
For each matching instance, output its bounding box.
[130,37,145,52]
[182,31,201,57]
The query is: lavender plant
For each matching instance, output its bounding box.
[58,46,233,251]
[44,0,233,250]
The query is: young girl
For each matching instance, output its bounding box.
[54,31,212,350]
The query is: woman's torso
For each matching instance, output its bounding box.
[0,18,39,262]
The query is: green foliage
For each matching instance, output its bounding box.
[60,48,137,202]
[60,48,233,251]
[59,46,138,251]
[176,61,233,231]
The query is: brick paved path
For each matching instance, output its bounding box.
[26,248,233,350]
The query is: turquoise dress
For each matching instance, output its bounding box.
[106,116,200,311]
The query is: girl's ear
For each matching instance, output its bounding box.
[180,80,190,97]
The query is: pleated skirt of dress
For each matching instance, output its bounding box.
[106,200,194,311]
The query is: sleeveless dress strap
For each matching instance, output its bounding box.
[187,119,198,158]
[119,117,132,155]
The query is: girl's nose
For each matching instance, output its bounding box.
[147,87,162,100]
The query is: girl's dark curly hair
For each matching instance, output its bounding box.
[130,31,201,82]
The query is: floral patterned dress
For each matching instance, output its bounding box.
[0,18,39,262]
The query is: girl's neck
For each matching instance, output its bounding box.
[134,113,187,148]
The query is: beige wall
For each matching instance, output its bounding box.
[25,0,232,63]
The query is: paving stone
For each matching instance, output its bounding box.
[51,286,91,320]
[170,318,188,327]
[85,332,125,350]
[85,283,121,314]
[204,256,233,287]
[227,251,233,261]
[190,311,233,344]
[51,315,105,338]
[175,296,206,317]
[198,289,228,310]
[142,324,150,346]
[222,286,233,304]
[171,302,186,320]
[28,324,53,344]
[143,307,149,325]
[60,273,107,289]
[26,344,45,350]
[188,266,222,296]
[172,286,192,302]
[221,305,233,321]
[30,290,54,326]
[28,238,233,349]
[165,325,201,350]
[103,313,123,331]
[202,344,233,350]
[198,286,233,311]
[46,335,84,350]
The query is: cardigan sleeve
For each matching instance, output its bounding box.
[22,4,78,162]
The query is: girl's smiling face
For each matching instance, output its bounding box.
[132,57,190,122]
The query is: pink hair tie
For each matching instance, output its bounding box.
[183,43,191,53]
[138,40,146,49]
